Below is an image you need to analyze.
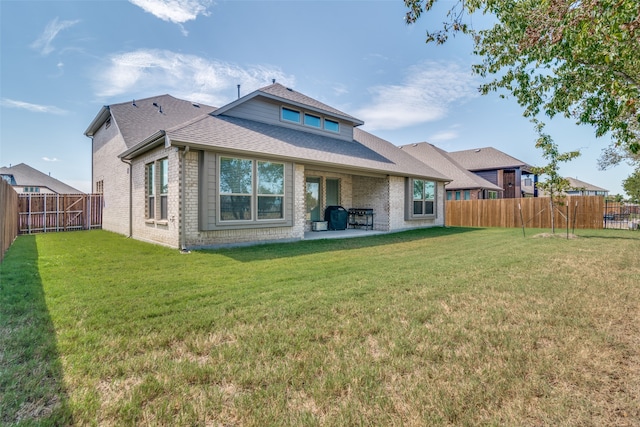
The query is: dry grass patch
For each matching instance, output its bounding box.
[1,227,639,426]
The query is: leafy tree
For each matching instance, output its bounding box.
[404,0,640,155]
[623,168,640,203]
[530,121,580,233]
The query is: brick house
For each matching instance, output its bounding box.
[399,142,503,200]
[85,83,449,249]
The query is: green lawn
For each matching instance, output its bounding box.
[1,227,639,426]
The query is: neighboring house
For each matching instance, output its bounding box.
[85,83,450,249]
[447,147,537,198]
[0,163,83,194]
[399,142,503,200]
[535,177,609,197]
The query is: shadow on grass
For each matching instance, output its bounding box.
[211,226,482,262]
[575,230,640,240]
[0,235,71,426]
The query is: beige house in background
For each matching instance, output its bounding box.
[0,163,83,194]
[85,83,449,249]
[530,176,609,197]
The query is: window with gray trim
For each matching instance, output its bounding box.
[219,157,285,221]
[409,179,436,217]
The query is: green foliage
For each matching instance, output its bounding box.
[530,120,581,202]
[529,120,580,232]
[622,168,640,203]
[404,0,640,154]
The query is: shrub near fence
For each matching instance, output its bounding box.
[446,196,604,230]
[0,180,19,262]
[18,193,103,234]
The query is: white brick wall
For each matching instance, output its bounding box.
[352,175,389,231]
[92,123,131,236]
[130,146,181,248]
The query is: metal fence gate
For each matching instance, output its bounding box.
[603,200,640,230]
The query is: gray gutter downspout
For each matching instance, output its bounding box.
[120,157,133,238]
[180,145,190,252]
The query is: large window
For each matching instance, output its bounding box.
[146,162,155,219]
[257,161,284,220]
[159,158,168,220]
[411,179,435,216]
[146,158,168,220]
[220,157,285,221]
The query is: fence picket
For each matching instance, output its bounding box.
[18,193,103,234]
[446,196,605,230]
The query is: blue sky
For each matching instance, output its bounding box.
[0,0,633,195]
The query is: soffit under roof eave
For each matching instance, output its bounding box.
[84,106,111,137]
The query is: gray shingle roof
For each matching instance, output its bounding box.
[566,177,608,192]
[0,163,83,193]
[85,94,216,149]
[213,83,364,126]
[448,147,532,172]
[400,143,502,191]
[164,114,449,180]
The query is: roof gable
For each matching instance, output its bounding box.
[213,83,364,126]
[400,143,502,191]
[85,95,216,149]
[0,163,83,193]
[566,177,608,192]
[448,147,532,172]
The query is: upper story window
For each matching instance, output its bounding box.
[304,113,321,128]
[281,107,341,134]
[1,174,16,185]
[324,119,340,133]
[282,107,301,123]
[23,187,40,193]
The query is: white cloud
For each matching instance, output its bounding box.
[129,0,213,34]
[0,98,67,115]
[428,126,462,143]
[357,61,479,131]
[95,49,295,106]
[31,17,80,55]
[42,157,59,162]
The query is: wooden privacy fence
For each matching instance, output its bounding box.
[18,193,103,234]
[446,196,604,230]
[1,180,19,262]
